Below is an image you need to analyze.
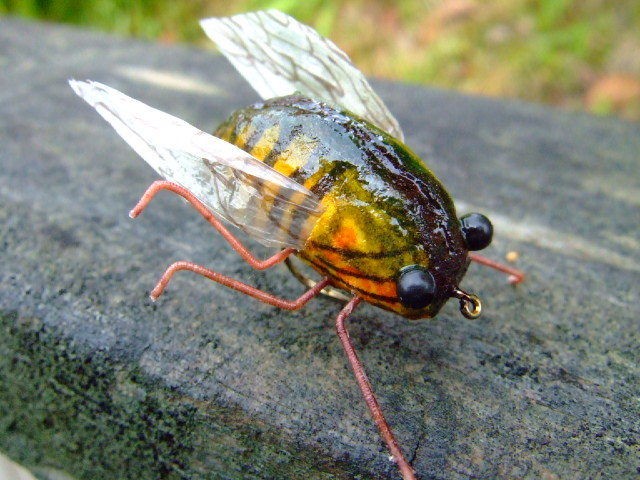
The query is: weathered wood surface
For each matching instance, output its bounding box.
[1,18,639,480]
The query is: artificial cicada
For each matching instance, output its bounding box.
[71,10,523,480]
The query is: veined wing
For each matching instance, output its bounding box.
[200,10,404,141]
[69,80,322,248]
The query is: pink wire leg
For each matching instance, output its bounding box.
[468,252,525,285]
[150,260,330,308]
[336,297,417,480]
[129,180,294,270]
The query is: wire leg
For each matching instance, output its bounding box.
[335,297,417,480]
[468,252,525,285]
[129,180,295,270]
[150,260,329,309]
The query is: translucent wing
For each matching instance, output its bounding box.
[69,80,322,248]
[200,10,404,141]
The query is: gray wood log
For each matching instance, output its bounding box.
[1,18,639,480]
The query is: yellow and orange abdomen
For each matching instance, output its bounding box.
[215,95,468,318]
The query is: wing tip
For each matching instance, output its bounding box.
[69,78,95,102]
[200,9,287,31]
[198,17,217,29]
[68,79,109,106]
[68,78,83,95]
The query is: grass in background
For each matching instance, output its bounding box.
[2,0,639,120]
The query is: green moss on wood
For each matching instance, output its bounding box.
[0,311,372,480]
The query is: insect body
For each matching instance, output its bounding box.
[215,94,470,318]
[70,9,524,480]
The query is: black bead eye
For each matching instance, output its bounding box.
[460,213,493,251]
[397,266,437,310]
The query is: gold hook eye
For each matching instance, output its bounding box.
[452,289,482,320]
[460,294,482,319]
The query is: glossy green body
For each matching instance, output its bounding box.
[215,95,469,318]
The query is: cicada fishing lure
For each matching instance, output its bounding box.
[70,10,523,480]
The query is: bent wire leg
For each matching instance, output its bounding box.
[335,297,417,480]
[129,180,295,270]
[150,260,330,308]
[468,252,525,285]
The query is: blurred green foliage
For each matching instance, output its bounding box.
[2,0,639,120]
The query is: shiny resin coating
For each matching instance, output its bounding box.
[215,95,469,318]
